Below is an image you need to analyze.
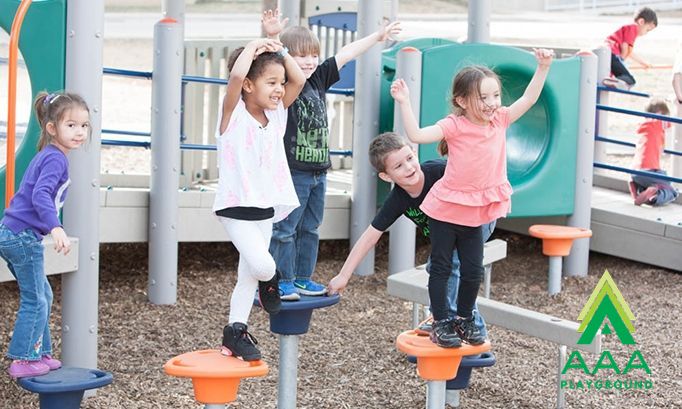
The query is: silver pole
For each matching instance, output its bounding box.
[204,405,226,409]
[426,381,446,409]
[61,0,104,370]
[565,52,597,277]
[548,256,562,295]
[162,0,185,26]
[350,0,383,276]
[593,46,610,168]
[278,335,299,409]
[466,0,490,44]
[557,345,567,409]
[670,103,682,178]
[445,389,461,407]
[148,18,183,304]
[278,0,301,26]
[388,47,422,275]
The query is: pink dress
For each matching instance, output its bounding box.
[420,107,513,227]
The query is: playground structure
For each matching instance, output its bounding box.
[1,0,681,407]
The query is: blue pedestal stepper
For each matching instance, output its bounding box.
[17,367,114,409]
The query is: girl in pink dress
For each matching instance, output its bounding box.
[390,48,553,348]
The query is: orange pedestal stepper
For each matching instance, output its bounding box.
[396,330,491,409]
[164,349,268,408]
[528,225,592,295]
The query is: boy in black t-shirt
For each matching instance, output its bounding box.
[263,9,401,300]
[328,132,494,336]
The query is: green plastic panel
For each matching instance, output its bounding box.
[380,41,581,217]
[0,0,66,213]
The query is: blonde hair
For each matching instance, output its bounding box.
[280,26,321,57]
[33,91,90,150]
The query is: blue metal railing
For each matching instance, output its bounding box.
[594,162,682,184]
[595,135,682,157]
[596,104,682,125]
[597,85,650,98]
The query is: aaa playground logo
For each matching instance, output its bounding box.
[561,270,653,391]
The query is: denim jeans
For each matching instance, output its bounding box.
[0,224,52,361]
[633,169,679,206]
[427,220,495,337]
[269,169,327,283]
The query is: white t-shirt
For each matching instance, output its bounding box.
[213,98,299,222]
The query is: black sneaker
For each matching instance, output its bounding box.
[258,272,282,314]
[453,316,486,345]
[429,318,461,348]
[222,322,261,361]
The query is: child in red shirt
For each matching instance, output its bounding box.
[629,99,679,206]
[603,7,657,90]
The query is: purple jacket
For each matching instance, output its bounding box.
[2,144,70,238]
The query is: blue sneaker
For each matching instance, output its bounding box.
[294,279,327,296]
[279,281,301,301]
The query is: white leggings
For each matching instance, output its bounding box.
[219,217,276,324]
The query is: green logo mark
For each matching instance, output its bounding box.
[577,270,635,345]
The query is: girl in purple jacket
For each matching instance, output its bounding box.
[1,92,89,378]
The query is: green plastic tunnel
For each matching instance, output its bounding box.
[380,41,581,217]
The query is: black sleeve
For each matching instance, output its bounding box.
[371,190,408,232]
[310,57,341,92]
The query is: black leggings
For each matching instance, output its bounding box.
[427,218,483,321]
[611,54,636,86]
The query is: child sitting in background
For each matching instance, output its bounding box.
[603,7,657,90]
[629,99,679,206]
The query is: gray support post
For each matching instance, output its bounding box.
[557,345,567,409]
[670,103,682,178]
[564,52,597,277]
[148,18,183,304]
[426,381,446,409]
[445,389,461,407]
[278,335,299,409]
[350,0,383,276]
[61,0,104,370]
[162,0,185,26]
[204,405,226,409]
[548,256,562,295]
[278,0,301,26]
[466,0,490,44]
[593,46,610,167]
[388,47,422,275]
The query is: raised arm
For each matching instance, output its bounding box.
[220,39,281,133]
[334,20,401,69]
[508,48,553,123]
[390,78,443,144]
[262,8,288,41]
[328,226,384,295]
[282,51,306,108]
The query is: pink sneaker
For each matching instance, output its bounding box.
[41,354,62,370]
[7,360,50,379]
[634,186,658,206]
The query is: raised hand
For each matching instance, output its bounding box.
[377,20,402,42]
[390,78,410,103]
[533,48,554,68]
[251,38,283,57]
[262,8,289,39]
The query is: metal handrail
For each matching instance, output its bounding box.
[5,0,33,208]
[595,135,682,157]
[596,85,650,98]
[596,104,682,125]
[594,162,682,184]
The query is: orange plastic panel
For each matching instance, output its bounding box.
[396,331,491,381]
[164,349,268,404]
[528,224,592,257]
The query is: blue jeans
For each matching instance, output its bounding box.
[632,169,679,206]
[426,220,496,337]
[0,224,52,361]
[269,169,327,283]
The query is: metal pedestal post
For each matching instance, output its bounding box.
[278,335,299,409]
